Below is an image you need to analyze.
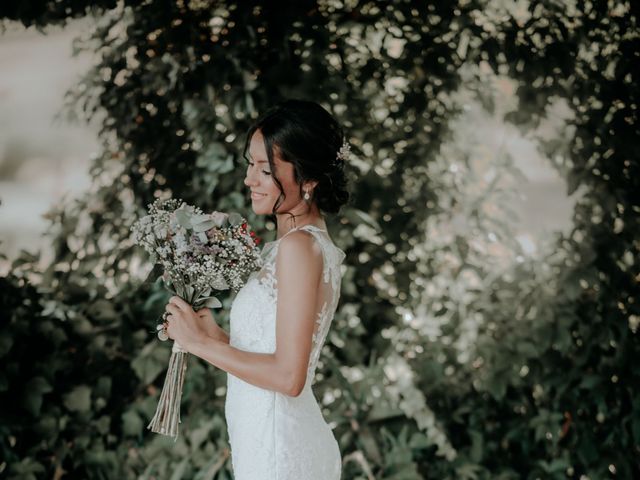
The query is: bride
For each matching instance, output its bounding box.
[163,99,350,479]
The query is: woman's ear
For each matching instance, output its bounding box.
[303,180,319,191]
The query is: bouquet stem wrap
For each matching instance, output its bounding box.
[146,340,189,440]
[147,282,208,442]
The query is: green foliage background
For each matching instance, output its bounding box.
[1,1,638,479]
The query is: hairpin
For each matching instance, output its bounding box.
[336,139,351,163]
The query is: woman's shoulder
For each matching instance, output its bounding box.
[269,229,324,289]
[276,228,324,265]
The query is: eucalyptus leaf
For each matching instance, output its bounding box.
[204,296,222,308]
[191,213,212,223]
[175,208,192,228]
[210,275,229,290]
[192,220,216,232]
[227,212,243,226]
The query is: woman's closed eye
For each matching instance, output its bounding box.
[246,160,271,176]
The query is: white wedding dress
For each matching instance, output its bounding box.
[224,224,345,480]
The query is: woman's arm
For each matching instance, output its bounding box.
[189,337,293,395]
[196,308,230,344]
[216,328,230,344]
[188,231,323,397]
[207,327,229,344]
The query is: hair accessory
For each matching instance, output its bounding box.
[336,139,351,164]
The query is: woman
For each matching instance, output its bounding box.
[163,99,350,479]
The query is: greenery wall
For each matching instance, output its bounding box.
[1,1,638,479]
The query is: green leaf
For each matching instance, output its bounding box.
[63,385,92,413]
[7,457,45,478]
[23,376,53,416]
[204,296,222,308]
[191,213,212,223]
[175,208,192,228]
[579,374,601,389]
[169,458,189,480]
[344,207,381,231]
[192,220,216,232]
[121,409,144,437]
[469,429,483,462]
[188,418,215,450]
[516,341,539,357]
[95,375,112,399]
[485,376,507,401]
[0,334,13,357]
[131,341,171,384]
[227,212,243,225]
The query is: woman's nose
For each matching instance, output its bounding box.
[244,171,257,187]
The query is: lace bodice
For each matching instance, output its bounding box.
[224,224,345,479]
[231,224,346,382]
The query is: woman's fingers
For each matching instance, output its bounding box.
[169,295,191,311]
[165,304,180,316]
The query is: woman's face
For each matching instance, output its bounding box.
[244,129,305,215]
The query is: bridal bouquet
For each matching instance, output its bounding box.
[130,198,262,440]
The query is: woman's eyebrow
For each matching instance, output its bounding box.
[248,154,269,163]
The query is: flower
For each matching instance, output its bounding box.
[336,139,351,163]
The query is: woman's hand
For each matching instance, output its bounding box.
[195,307,229,344]
[165,296,214,351]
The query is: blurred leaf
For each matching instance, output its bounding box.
[131,341,170,384]
[63,385,92,413]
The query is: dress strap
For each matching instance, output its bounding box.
[280,224,326,240]
[262,225,346,285]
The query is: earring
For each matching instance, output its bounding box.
[304,190,310,201]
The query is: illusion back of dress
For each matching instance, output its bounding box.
[225,224,346,480]
[254,224,344,383]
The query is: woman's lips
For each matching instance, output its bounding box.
[251,192,266,200]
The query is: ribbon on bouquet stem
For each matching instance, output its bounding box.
[146,338,189,441]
